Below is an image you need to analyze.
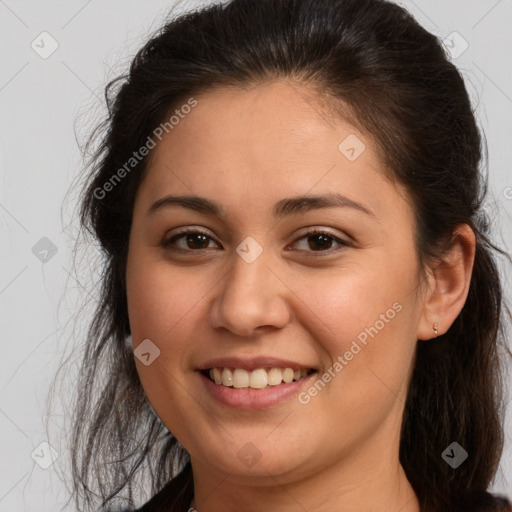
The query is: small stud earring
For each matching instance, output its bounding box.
[433,322,439,338]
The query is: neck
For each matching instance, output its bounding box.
[189,445,419,512]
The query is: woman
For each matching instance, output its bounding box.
[67,0,512,510]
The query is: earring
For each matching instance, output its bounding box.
[433,322,439,338]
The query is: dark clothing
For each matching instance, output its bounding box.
[106,463,194,512]
[136,462,193,512]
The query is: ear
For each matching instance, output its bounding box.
[417,224,476,341]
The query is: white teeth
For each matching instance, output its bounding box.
[207,367,312,389]
[282,368,294,383]
[267,368,283,386]
[213,367,222,384]
[249,368,268,389]
[222,368,233,386]
[233,369,249,388]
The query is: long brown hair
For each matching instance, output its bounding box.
[61,0,512,510]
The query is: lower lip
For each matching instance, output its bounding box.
[198,371,316,410]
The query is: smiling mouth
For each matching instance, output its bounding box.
[201,367,317,389]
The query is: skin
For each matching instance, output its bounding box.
[125,79,476,512]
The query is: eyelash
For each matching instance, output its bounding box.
[161,228,351,256]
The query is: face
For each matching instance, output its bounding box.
[126,80,427,485]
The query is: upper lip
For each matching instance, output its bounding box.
[197,356,318,372]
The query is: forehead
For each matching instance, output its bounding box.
[137,80,408,221]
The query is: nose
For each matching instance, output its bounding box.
[209,249,291,337]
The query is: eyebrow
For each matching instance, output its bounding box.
[147,192,375,218]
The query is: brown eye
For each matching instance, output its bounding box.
[291,229,351,254]
[162,230,219,251]
[161,228,350,255]
[306,233,333,251]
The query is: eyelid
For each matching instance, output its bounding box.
[161,225,352,254]
[293,226,348,241]
[289,227,352,254]
[162,226,220,248]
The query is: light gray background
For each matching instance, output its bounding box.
[1,1,511,511]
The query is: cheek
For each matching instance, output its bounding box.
[125,252,224,409]
[125,252,196,413]
[298,261,412,348]
[126,256,207,342]
[125,255,205,421]
[295,257,419,404]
